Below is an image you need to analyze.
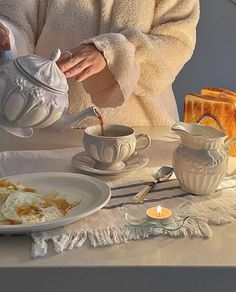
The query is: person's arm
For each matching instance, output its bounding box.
[82,0,200,107]
[0,0,40,56]
[0,17,32,58]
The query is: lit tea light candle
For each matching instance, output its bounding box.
[146,205,172,221]
[157,205,162,216]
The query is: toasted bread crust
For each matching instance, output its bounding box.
[201,87,236,101]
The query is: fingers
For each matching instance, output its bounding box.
[75,66,98,82]
[0,23,9,34]
[57,44,106,81]
[64,57,95,78]
[57,53,86,73]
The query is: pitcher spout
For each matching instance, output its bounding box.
[172,121,227,149]
[47,106,100,132]
[171,122,193,140]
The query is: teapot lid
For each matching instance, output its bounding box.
[15,48,69,92]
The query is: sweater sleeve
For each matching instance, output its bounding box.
[0,17,32,58]
[82,0,199,108]
[0,0,40,50]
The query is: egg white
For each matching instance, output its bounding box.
[2,191,44,222]
[1,190,71,224]
[0,187,16,222]
[20,206,63,224]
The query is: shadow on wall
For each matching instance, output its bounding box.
[173,0,236,120]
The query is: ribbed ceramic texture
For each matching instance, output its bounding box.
[173,144,228,195]
[174,169,226,195]
[180,135,226,150]
[83,134,136,170]
[0,62,68,128]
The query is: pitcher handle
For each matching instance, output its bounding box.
[224,137,236,176]
[195,113,224,131]
[224,137,236,151]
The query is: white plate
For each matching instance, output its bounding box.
[0,172,111,234]
[71,151,149,176]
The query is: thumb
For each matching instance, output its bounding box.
[0,23,9,35]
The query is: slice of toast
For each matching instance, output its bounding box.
[201,87,236,101]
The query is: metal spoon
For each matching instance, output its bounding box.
[131,166,174,204]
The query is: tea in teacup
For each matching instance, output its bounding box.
[83,124,151,171]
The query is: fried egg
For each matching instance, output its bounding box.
[2,191,64,224]
[0,187,16,222]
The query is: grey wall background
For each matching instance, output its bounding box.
[173,0,236,120]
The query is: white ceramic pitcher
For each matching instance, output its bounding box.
[172,121,236,195]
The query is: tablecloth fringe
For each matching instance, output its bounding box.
[31,220,212,258]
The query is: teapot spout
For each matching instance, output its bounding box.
[47,106,100,132]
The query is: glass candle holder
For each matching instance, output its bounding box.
[122,198,197,233]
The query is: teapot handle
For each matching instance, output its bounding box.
[195,113,224,131]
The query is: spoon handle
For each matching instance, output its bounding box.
[131,182,156,204]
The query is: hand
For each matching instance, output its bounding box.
[57,44,107,82]
[0,23,11,53]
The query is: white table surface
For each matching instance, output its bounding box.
[1,126,236,292]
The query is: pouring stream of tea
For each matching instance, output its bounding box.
[96,112,104,136]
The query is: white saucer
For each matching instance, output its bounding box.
[71,151,149,175]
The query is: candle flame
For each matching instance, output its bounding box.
[157,205,162,215]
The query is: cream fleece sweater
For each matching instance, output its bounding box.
[0,0,199,127]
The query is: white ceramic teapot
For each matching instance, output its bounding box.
[172,122,236,195]
[0,48,99,137]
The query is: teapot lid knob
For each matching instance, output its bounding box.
[15,48,69,92]
[49,48,61,62]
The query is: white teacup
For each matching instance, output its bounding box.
[83,124,151,171]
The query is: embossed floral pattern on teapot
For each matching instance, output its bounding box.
[0,49,98,137]
[172,122,236,195]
